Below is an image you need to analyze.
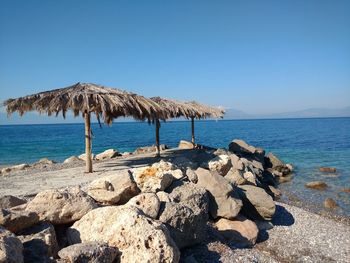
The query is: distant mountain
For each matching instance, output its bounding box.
[224,106,350,120]
[223,108,252,119]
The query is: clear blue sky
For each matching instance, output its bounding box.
[1,0,349,119]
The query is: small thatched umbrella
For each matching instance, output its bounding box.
[151,97,224,156]
[4,82,165,172]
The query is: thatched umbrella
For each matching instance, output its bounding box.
[4,82,165,172]
[151,97,224,156]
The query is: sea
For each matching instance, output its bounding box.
[0,117,349,216]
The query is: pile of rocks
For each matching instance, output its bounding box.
[0,139,292,263]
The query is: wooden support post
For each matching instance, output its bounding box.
[84,112,93,173]
[155,119,160,157]
[191,117,195,145]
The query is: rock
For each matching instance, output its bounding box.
[37,158,56,165]
[243,171,257,185]
[340,188,350,193]
[286,163,293,172]
[228,140,265,164]
[26,187,97,224]
[305,181,328,190]
[126,193,160,219]
[276,174,293,183]
[213,148,229,156]
[87,170,139,205]
[238,185,276,221]
[78,153,95,161]
[255,220,274,231]
[152,160,183,180]
[159,203,204,249]
[1,163,30,174]
[95,149,120,161]
[0,226,24,263]
[186,168,198,183]
[156,191,171,202]
[240,158,264,174]
[121,152,132,156]
[324,198,338,209]
[0,209,39,233]
[172,156,198,171]
[178,140,194,149]
[195,168,242,219]
[229,140,256,155]
[319,167,336,173]
[208,155,232,176]
[131,161,182,192]
[18,222,59,261]
[268,185,282,199]
[159,183,209,249]
[229,154,245,171]
[215,216,259,248]
[265,152,284,168]
[63,156,82,164]
[0,195,27,210]
[134,144,168,154]
[225,169,246,186]
[67,206,180,263]
[58,242,119,263]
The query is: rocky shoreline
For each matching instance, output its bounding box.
[1,139,349,262]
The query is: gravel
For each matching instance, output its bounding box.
[181,202,350,263]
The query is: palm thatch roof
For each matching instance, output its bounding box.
[151,97,224,120]
[185,100,225,119]
[4,82,166,124]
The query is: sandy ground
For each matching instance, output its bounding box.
[1,149,349,262]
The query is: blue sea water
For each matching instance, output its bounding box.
[0,118,349,216]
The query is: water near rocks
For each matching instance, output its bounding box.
[0,117,349,216]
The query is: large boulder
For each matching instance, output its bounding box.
[63,156,82,164]
[0,209,39,233]
[265,152,283,168]
[67,206,180,263]
[126,193,160,219]
[178,140,194,149]
[229,154,245,171]
[215,215,259,248]
[208,155,232,176]
[0,226,24,263]
[265,152,292,177]
[95,149,120,161]
[1,164,30,175]
[0,195,27,210]
[33,158,56,167]
[58,242,119,263]
[242,171,257,185]
[228,139,265,164]
[130,161,182,192]
[78,153,95,161]
[18,222,59,261]
[87,170,140,205]
[224,169,247,186]
[237,185,276,221]
[26,187,97,224]
[159,183,209,249]
[195,168,242,219]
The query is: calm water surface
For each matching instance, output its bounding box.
[0,118,349,216]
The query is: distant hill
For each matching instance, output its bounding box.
[224,107,350,119]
